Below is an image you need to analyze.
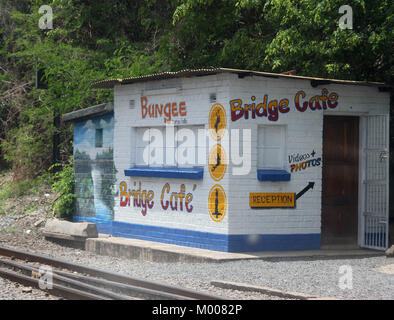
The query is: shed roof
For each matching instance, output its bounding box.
[61,101,113,122]
[91,67,389,90]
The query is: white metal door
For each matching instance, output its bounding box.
[362,115,389,250]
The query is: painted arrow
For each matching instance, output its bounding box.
[295,182,315,200]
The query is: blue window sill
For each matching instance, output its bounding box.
[124,166,204,180]
[257,169,291,182]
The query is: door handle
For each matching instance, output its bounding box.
[380,151,388,162]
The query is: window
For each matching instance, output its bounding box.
[257,125,287,169]
[95,128,103,148]
[134,125,204,168]
[135,127,164,167]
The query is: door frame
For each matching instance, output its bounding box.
[322,114,361,247]
[324,111,390,249]
[358,116,366,247]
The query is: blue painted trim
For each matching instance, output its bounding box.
[124,166,204,180]
[257,169,291,182]
[73,216,320,252]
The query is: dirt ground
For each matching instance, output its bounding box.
[0,171,58,247]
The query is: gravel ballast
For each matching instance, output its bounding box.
[0,277,59,300]
[1,172,391,301]
[0,231,393,300]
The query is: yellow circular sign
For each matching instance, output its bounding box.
[209,103,227,141]
[208,184,227,223]
[208,144,227,181]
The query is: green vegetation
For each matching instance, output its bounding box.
[50,159,75,219]
[0,171,53,215]
[0,173,52,201]
[0,0,392,216]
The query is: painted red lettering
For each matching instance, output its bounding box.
[179,102,187,116]
[230,99,244,121]
[141,97,148,118]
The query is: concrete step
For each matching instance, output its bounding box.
[85,235,385,263]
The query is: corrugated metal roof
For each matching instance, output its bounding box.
[61,101,113,122]
[91,67,388,89]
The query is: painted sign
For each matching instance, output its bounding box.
[140,96,187,123]
[161,183,194,213]
[289,150,322,173]
[295,182,315,200]
[208,184,227,222]
[119,181,195,215]
[230,88,338,122]
[209,103,227,140]
[208,144,227,181]
[208,103,228,223]
[249,192,296,208]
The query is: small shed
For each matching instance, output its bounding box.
[63,68,391,252]
[62,102,115,233]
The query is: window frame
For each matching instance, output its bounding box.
[95,128,103,148]
[257,125,288,170]
[133,125,204,169]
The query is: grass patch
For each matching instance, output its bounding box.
[0,171,54,217]
[0,225,20,234]
[0,201,13,215]
[0,172,53,202]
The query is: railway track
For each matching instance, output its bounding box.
[0,245,224,300]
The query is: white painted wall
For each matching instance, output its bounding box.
[112,72,390,237]
[113,73,232,234]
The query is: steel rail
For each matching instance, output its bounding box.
[51,268,190,300]
[0,256,191,300]
[0,267,108,300]
[0,257,133,300]
[0,245,223,300]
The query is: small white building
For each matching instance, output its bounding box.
[67,68,391,252]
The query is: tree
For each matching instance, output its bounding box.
[0,0,392,179]
[170,0,393,83]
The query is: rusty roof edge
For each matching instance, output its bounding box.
[91,68,388,89]
[61,101,114,123]
[218,67,387,86]
[90,68,222,88]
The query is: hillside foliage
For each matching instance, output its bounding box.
[0,0,392,179]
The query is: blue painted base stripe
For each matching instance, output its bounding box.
[73,216,320,252]
[228,234,321,251]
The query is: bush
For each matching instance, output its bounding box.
[51,158,76,219]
